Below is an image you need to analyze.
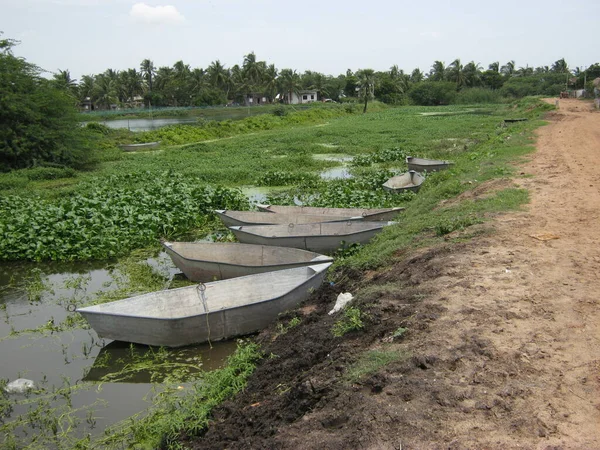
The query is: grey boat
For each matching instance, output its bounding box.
[230,221,394,254]
[77,263,331,348]
[383,170,425,193]
[119,141,160,152]
[255,204,405,221]
[215,209,360,227]
[163,241,333,281]
[406,156,454,172]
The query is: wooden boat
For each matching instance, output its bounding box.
[215,209,359,227]
[163,241,333,281]
[119,141,160,152]
[383,170,425,194]
[255,204,405,221]
[77,263,332,348]
[229,221,394,253]
[406,156,454,173]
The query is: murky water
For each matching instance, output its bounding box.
[0,256,238,442]
[313,153,354,180]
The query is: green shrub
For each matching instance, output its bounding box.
[22,166,77,181]
[454,88,503,104]
[332,306,365,337]
[409,82,457,106]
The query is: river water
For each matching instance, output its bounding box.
[0,256,238,443]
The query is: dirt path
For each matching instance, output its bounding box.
[189,100,600,449]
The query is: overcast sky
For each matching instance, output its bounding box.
[2,0,598,80]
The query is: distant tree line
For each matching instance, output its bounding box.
[52,54,600,109]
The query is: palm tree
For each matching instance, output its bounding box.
[309,72,329,100]
[551,58,569,74]
[278,69,301,104]
[52,69,78,93]
[140,58,155,93]
[448,59,465,87]
[463,61,482,87]
[119,69,144,104]
[501,60,515,77]
[488,62,500,73]
[78,75,95,103]
[410,68,424,83]
[516,65,534,77]
[429,61,446,81]
[242,52,263,88]
[92,74,117,109]
[356,68,376,113]
[262,64,278,102]
[207,60,228,91]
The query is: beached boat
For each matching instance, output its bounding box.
[406,156,454,172]
[383,170,425,193]
[255,204,405,221]
[119,141,160,152]
[77,263,331,347]
[215,210,359,227]
[163,241,333,281]
[229,221,394,253]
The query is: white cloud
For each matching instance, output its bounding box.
[129,3,185,25]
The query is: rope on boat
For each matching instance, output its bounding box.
[196,282,212,348]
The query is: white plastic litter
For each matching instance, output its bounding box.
[328,292,354,315]
[5,378,35,394]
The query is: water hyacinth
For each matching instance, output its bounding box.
[0,171,248,261]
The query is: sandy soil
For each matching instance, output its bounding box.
[186,99,600,449]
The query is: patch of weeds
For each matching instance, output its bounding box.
[345,349,402,383]
[276,316,301,336]
[332,306,365,337]
[392,327,407,339]
[24,268,54,302]
[434,215,483,236]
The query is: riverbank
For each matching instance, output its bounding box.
[182,99,600,449]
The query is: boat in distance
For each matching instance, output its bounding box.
[77,263,332,348]
[229,221,394,254]
[406,156,454,173]
[383,170,425,194]
[255,204,405,221]
[119,141,160,152]
[215,209,361,227]
[163,241,333,281]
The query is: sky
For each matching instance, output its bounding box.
[1,0,598,80]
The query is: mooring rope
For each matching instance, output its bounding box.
[196,282,212,348]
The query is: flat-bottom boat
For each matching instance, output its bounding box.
[163,241,332,281]
[255,204,404,221]
[77,263,331,347]
[383,170,425,193]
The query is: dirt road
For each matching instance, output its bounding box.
[191,100,600,449]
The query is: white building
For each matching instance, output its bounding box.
[289,90,318,104]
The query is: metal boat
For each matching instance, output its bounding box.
[163,241,332,281]
[406,156,454,172]
[383,170,425,193]
[77,263,332,347]
[255,204,404,221]
[215,209,360,227]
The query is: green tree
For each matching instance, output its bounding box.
[356,68,376,113]
[0,37,94,170]
[429,61,446,81]
[278,68,301,104]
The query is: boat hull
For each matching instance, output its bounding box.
[215,210,359,227]
[406,157,453,173]
[119,142,160,152]
[383,170,425,193]
[230,222,391,254]
[255,204,404,221]
[78,264,331,347]
[163,242,332,281]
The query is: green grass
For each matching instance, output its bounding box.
[344,349,403,383]
[332,306,365,337]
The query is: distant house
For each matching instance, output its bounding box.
[244,93,268,106]
[289,90,318,104]
[79,97,95,112]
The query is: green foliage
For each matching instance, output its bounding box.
[276,316,301,335]
[454,88,503,104]
[0,172,248,261]
[255,171,319,186]
[0,42,95,171]
[434,215,483,236]
[500,73,567,98]
[350,147,409,167]
[99,342,262,449]
[272,105,288,117]
[409,81,457,106]
[344,349,402,382]
[332,306,365,337]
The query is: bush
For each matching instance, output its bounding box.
[454,88,503,104]
[22,166,77,181]
[272,105,288,117]
[409,82,457,106]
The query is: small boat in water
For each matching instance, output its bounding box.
[163,241,333,281]
[119,141,160,152]
[406,156,454,173]
[230,221,394,253]
[255,204,405,221]
[215,209,359,227]
[383,170,425,194]
[77,263,332,347]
